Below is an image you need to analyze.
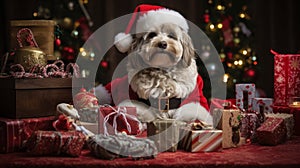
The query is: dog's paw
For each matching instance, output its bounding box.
[118,99,157,123]
[170,102,213,125]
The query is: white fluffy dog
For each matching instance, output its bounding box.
[96,23,212,125]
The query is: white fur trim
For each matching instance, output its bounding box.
[114,32,133,53]
[170,102,213,125]
[94,84,111,105]
[136,8,189,33]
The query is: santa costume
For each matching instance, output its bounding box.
[95,4,212,124]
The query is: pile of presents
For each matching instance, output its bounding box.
[0,20,299,159]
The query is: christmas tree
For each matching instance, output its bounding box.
[33,0,94,65]
[200,0,258,98]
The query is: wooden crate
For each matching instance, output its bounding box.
[0,78,88,119]
[10,20,56,60]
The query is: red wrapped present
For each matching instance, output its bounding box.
[99,105,142,135]
[179,128,222,152]
[0,116,55,153]
[266,113,294,139]
[273,105,300,136]
[25,130,85,157]
[272,50,300,106]
[257,117,287,146]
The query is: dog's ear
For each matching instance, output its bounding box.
[181,31,195,67]
[129,34,144,52]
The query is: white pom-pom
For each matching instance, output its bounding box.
[94,84,111,105]
[114,32,133,53]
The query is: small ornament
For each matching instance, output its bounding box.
[244,68,256,78]
[73,87,99,110]
[100,60,109,68]
[55,38,61,46]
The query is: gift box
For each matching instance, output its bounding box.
[98,106,142,135]
[147,119,184,152]
[240,112,260,142]
[272,50,300,106]
[257,117,287,146]
[179,128,222,152]
[0,78,86,119]
[266,113,294,139]
[213,108,243,148]
[235,83,256,110]
[252,98,274,114]
[25,130,85,157]
[0,116,55,153]
[273,105,300,136]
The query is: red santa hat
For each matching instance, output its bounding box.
[114,4,189,53]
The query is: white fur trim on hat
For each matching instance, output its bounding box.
[114,32,133,53]
[94,84,111,105]
[136,8,189,33]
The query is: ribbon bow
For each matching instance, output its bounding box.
[101,104,142,136]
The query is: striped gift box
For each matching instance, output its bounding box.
[180,129,222,152]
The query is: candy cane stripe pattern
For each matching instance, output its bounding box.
[191,130,223,152]
[7,61,80,78]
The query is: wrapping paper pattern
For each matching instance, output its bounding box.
[73,89,98,110]
[147,119,184,152]
[25,131,85,157]
[273,51,300,106]
[240,113,259,142]
[98,106,141,135]
[273,106,300,136]
[257,118,286,146]
[235,84,256,110]
[78,108,98,123]
[213,108,243,148]
[179,128,222,152]
[0,116,55,153]
[252,98,274,113]
[266,113,294,139]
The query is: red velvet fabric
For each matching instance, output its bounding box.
[105,75,210,111]
[1,136,300,168]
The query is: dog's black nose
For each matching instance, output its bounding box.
[158,41,167,49]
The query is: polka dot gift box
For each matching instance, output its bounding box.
[235,84,256,111]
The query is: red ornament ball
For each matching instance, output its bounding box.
[55,38,61,46]
[203,13,210,23]
[100,61,108,68]
[73,87,99,109]
[245,68,256,78]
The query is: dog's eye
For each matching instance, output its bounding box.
[147,32,157,39]
[168,33,177,40]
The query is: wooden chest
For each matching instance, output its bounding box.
[0,78,86,119]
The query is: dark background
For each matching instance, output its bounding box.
[1,0,300,98]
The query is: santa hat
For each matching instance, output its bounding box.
[114,4,189,53]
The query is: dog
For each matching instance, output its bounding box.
[96,23,212,125]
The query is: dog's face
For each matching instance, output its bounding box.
[130,23,194,69]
